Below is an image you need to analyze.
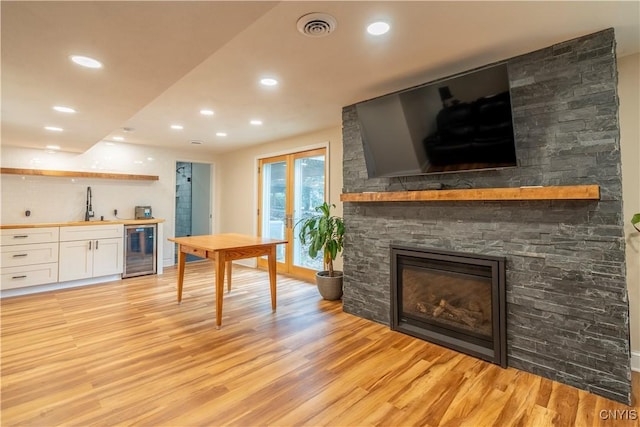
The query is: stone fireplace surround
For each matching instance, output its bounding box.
[341,29,631,404]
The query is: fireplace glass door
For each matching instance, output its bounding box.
[391,246,506,367]
[400,257,493,347]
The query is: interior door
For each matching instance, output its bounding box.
[258,148,326,281]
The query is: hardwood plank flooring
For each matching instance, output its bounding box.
[1,261,638,426]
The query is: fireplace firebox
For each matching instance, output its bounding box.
[391,245,506,367]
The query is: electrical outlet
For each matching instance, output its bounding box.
[114,209,118,216]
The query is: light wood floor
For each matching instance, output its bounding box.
[1,261,638,427]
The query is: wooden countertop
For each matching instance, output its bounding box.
[0,219,164,229]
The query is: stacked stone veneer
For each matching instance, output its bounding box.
[341,29,631,404]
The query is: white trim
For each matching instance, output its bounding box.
[1,274,122,298]
[632,351,640,372]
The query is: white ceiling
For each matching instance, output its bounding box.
[2,1,639,155]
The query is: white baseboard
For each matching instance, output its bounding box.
[1,274,122,298]
[632,351,640,372]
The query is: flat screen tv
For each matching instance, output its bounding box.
[356,63,517,178]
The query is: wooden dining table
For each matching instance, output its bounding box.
[168,233,288,328]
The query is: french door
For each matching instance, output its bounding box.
[257,147,326,281]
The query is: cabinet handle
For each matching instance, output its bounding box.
[95,240,99,250]
[13,235,28,239]
[89,241,92,250]
[12,275,27,279]
[12,254,28,258]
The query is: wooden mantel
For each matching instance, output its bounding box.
[1,167,159,181]
[340,185,600,202]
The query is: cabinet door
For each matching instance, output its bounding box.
[59,240,92,282]
[92,238,123,277]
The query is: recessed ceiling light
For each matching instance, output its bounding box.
[216,132,227,137]
[367,21,390,36]
[260,78,278,86]
[46,145,60,150]
[53,105,76,113]
[44,126,63,132]
[250,119,263,125]
[171,124,184,130]
[70,55,103,69]
[112,136,125,141]
[200,109,214,116]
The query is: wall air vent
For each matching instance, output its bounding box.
[296,12,337,37]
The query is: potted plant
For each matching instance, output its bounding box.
[297,202,345,300]
[633,213,640,232]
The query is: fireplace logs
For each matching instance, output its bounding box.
[417,299,483,328]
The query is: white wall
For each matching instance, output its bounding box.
[618,53,640,366]
[216,126,343,270]
[0,142,219,267]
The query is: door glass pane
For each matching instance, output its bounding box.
[261,161,286,263]
[293,155,325,270]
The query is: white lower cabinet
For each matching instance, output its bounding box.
[0,227,60,290]
[58,224,124,282]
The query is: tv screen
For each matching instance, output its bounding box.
[356,63,517,178]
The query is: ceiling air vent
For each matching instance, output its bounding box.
[297,12,337,37]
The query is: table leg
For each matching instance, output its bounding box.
[177,248,186,303]
[226,261,232,293]
[268,244,277,312]
[215,252,226,329]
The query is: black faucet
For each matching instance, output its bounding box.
[84,186,94,221]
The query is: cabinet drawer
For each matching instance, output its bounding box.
[1,263,59,290]
[1,227,59,246]
[59,224,124,242]
[1,243,59,267]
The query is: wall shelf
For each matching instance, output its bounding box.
[1,168,159,181]
[340,185,600,202]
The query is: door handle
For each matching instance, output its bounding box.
[285,214,294,229]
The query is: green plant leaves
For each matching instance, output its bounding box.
[294,201,344,275]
